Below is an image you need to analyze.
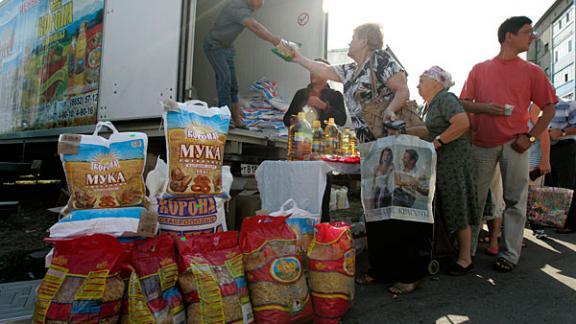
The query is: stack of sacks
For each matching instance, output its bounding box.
[148,99,232,236]
[240,78,289,137]
[51,121,158,240]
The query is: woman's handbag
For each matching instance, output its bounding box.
[359,54,426,139]
[527,186,574,228]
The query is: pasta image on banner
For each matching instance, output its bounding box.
[58,121,148,210]
[162,99,231,196]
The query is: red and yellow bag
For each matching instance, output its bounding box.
[121,235,185,323]
[307,222,355,324]
[240,216,313,324]
[34,234,126,323]
[176,231,253,323]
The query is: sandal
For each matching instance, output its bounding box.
[355,273,377,285]
[388,281,421,295]
[485,246,499,256]
[494,257,515,273]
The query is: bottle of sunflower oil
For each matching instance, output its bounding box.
[310,120,324,160]
[287,115,297,160]
[293,112,312,160]
[323,118,340,156]
[340,128,351,157]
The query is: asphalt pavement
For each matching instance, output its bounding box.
[344,227,576,324]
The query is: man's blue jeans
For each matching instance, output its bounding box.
[203,38,239,109]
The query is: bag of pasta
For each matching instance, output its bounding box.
[240,216,313,324]
[307,222,355,324]
[162,99,231,196]
[121,235,185,324]
[176,231,253,323]
[34,234,127,323]
[58,121,148,210]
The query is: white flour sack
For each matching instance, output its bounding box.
[58,121,148,210]
[162,99,231,196]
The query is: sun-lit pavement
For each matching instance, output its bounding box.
[345,228,576,324]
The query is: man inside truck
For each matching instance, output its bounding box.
[204,0,282,128]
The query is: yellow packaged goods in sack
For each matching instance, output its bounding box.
[176,231,254,324]
[240,216,314,324]
[162,99,231,196]
[120,236,185,324]
[34,234,126,323]
[307,222,355,324]
[58,121,148,210]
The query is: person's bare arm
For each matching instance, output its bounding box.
[461,100,506,115]
[434,113,469,149]
[243,18,281,46]
[382,72,410,120]
[530,103,555,138]
[530,106,551,173]
[291,51,342,82]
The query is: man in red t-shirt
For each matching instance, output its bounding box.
[460,16,557,272]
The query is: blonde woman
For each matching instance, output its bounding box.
[291,23,430,295]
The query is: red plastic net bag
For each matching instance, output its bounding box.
[176,231,253,323]
[307,222,355,324]
[34,234,126,323]
[240,215,313,324]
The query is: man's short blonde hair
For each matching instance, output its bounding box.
[353,23,384,50]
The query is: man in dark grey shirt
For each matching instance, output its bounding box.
[204,0,281,128]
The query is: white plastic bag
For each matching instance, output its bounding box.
[162,99,231,196]
[49,207,158,238]
[270,199,318,255]
[146,158,233,235]
[58,121,148,210]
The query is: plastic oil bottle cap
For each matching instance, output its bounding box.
[298,112,306,119]
[328,118,335,125]
[312,120,321,128]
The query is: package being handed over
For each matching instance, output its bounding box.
[176,231,253,324]
[162,99,231,196]
[307,222,355,324]
[240,216,313,324]
[34,234,126,323]
[121,235,185,324]
[59,121,148,210]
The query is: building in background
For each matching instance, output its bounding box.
[529,0,575,101]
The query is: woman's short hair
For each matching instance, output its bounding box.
[353,23,384,50]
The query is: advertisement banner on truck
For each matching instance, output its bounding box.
[0,0,104,134]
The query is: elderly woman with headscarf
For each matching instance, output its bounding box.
[290,24,432,296]
[418,66,480,276]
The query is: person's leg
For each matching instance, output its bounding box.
[226,47,243,127]
[203,40,232,109]
[547,141,576,231]
[498,143,530,265]
[456,226,472,267]
[471,145,500,256]
[487,168,504,251]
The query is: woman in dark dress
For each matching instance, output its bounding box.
[418,66,480,275]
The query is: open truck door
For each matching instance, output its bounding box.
[192,0,327,104]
